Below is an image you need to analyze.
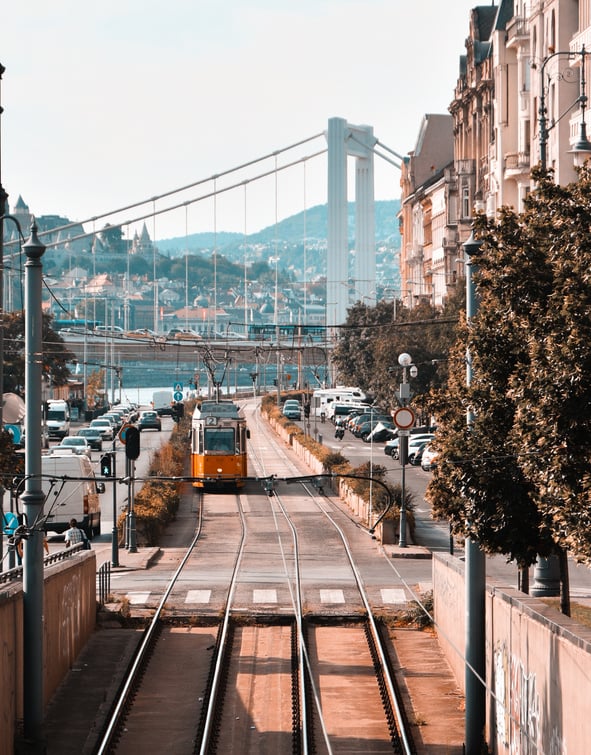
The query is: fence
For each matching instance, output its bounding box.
[96,561,111,605]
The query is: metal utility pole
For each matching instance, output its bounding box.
[463,229,486,754]
[21,224,47,750]
[0,61,7,576]
[0,61,6,432]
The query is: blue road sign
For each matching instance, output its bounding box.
[5,424,21,444]
[174,391,183,402]
[174,382,183,393]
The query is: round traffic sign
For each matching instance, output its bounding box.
[392,407,415,430]
[118,422,134,444]
[174,391,183,402]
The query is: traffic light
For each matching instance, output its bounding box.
[125,426,140,460]
[304,403,310,418]
[100,453,112,477]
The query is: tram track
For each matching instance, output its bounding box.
[92,401,417,754]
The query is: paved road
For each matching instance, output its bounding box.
[0,412,175,569]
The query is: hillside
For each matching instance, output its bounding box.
[157,200,401,258]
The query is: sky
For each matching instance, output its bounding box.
[1,0,482,240]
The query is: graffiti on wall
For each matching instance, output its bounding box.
[493,643,566,754]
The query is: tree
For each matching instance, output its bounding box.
[331,295,463,411]
[100,223,125,254]
[2,312,75,394]
[426,165,591,612]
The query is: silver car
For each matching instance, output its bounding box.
[54,436,92,457]
[89,418,115,440]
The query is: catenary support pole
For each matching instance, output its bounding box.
[111,439,119,566]
[21,224,47,751]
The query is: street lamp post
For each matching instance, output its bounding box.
[538,46,591,171]
[463,228,486,755]
[532,48,591,598]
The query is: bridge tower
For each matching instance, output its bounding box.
[326,116,376,328]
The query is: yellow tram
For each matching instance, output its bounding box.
[191,400,249,488]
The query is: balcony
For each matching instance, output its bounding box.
[456,159,475,176]
[570,29,591,55]
[506,16,529,48]
[504,151,531,173]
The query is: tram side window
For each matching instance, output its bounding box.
[195,427,204,454]
[204,428,235,453]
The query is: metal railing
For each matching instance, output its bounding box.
[96,561,111,605]
[0,541,84,585]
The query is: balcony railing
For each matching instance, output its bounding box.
[506,16,529,45]
[504,151,531,171]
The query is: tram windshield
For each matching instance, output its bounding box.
[204,428,236,453]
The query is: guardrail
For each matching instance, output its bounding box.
[0,542,84,585]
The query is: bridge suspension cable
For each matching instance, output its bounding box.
[4,131,327,250]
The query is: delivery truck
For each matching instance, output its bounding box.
[152,390,173,416]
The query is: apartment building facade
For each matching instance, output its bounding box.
[400,0,591,305]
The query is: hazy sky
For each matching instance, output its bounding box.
[1,1,481,239]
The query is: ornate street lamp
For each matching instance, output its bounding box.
[538,46,591,170]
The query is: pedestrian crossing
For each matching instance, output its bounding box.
[122,585,431,606]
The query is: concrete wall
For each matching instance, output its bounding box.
[0,552,96,754]
[433,553,591,754]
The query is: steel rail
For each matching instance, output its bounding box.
[95,490,205,754]
[245,399,414,755]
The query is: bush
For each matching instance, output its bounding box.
[117,412,190,546]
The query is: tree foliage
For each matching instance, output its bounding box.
[331,291,464,412]
[426,164,591,566]
[2,312,75,394]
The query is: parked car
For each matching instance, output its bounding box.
[421,444,439,471]
[138,410,162,431]
[112,404,138,422]
[282,400,302,420]
[384,433,435,459]
[351,413,391,437]
[128,328,157,337]
[167,327,201,340]
[53,436,92,457]
[408,439,431,466]
[89,418,115,440]
[363,421,396,443]
[102,412,123,431]
[75,427,103,451]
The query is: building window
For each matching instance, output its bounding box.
[462,186,471,219]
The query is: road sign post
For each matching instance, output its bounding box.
[392,407,415,548]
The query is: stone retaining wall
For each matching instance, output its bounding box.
[433,552,591,754]
[0,553,96,753]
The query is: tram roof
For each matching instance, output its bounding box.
[193,400,243,420]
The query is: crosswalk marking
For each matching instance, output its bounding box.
[253,589,277,603]
[381,588,407,604]
[185,590,212,604]
[127,592,151,604]
[121,587,418,607]
[320,589,345,604]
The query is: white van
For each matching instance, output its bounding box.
[41,453,104,538]
[46,399,71,439]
